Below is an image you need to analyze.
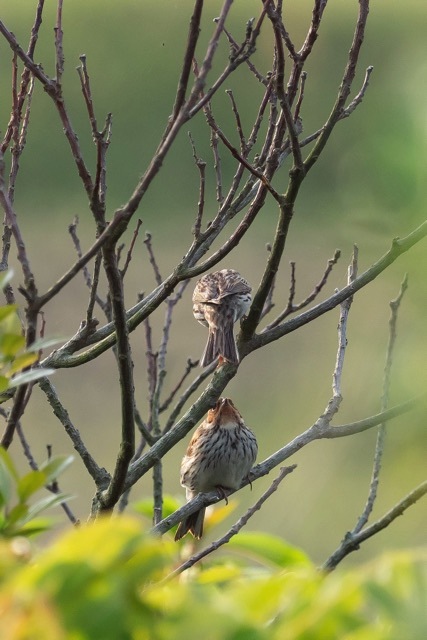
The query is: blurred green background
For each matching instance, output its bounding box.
[0,0,426,564]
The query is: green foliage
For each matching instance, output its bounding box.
[0,516,425,639]
[0,272,56,392]
[0,447,73,538]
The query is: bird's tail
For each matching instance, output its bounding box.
[174,507,206,541]
[200,323,238,367]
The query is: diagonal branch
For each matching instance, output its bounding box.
[322,480,427,572]
[304,0,370,172]
[148,393,422,538]
[249,220,427,354]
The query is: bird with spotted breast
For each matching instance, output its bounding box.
[192,269,252,367]
[175,397,258,541]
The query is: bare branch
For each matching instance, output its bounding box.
[304,0,370,172]
[250,221,427,354]
[153,461,163,525]
[188,133,207,237]
[120,218,143,278]
[159,358,199,414]
[204,109,284,203]
[353,275,408,534]
[38,377,109,488]
[322,480,427,572]
[0,18,94,198]
[226,90,246,154]
[342,65,374,118]
[169,0,204,126]
[223,22,269,85]
[68,217,106,312]
[54,0,65,84]
[97,243,135,512]
[264,249,341,329]
[163,362,215,433]
[144,232,163,286]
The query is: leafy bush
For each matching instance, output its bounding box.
[0,515,425,639]
[0,272,55,392]
[0,448,72,538]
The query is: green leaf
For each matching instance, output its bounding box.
[8,352,38,375]
[228,532,312,569]
[0,448,18,506]
[0,333,25,358]
[39,455,74,484]
[6,502,29,526]
[0,375,10,392]
[25,493,71,522]
[0,309,21,336]
[0,447,19,481]
[9,367,55,388]
[13,516,54,537]
[17,470,47,502]
[133,494,181,520]
[0,304,18,321]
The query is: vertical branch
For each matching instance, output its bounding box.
[77,54,112,217]
[353,275,408,533]
[304,0,370,172]
[317,247,358,426]
[98,243,135,511]
[0,153,39,449]
[169,0,204,126]
[188,133,206,238]
[54,0,64,84]
[1,0,45,154]
[153,462,163,526]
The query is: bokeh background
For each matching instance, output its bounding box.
[0,0,426,565]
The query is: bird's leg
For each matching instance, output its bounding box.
[215,485,231,505]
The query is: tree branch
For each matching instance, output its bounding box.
[322,480,427,572]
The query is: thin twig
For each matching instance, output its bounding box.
[169,0,204,126]
[222,23,268,85]
[320,246,358,424]
[144,232,162,286]
[97,242,135,512]
[248,222,427,354]
[152,281,190,431]
[1,0,45,154]
[353,275,408,533]
[159,358,199,413]
[54,0,64,84]
[264,249,341,330]
[38,377,109,487]
[304,0,370,172]
[188,133,206,237]
[226,89,246,154]
[45,444,79,525]
[322,480,427,572]
[68,217,107,313]
[86,251,104,321]
[120,218,143,278]
[163,362,215,434]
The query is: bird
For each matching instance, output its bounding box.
[174,397,258,541]
[192,269,252,367]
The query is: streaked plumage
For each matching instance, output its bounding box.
[174,397,258,541]
[192,269,252,367]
